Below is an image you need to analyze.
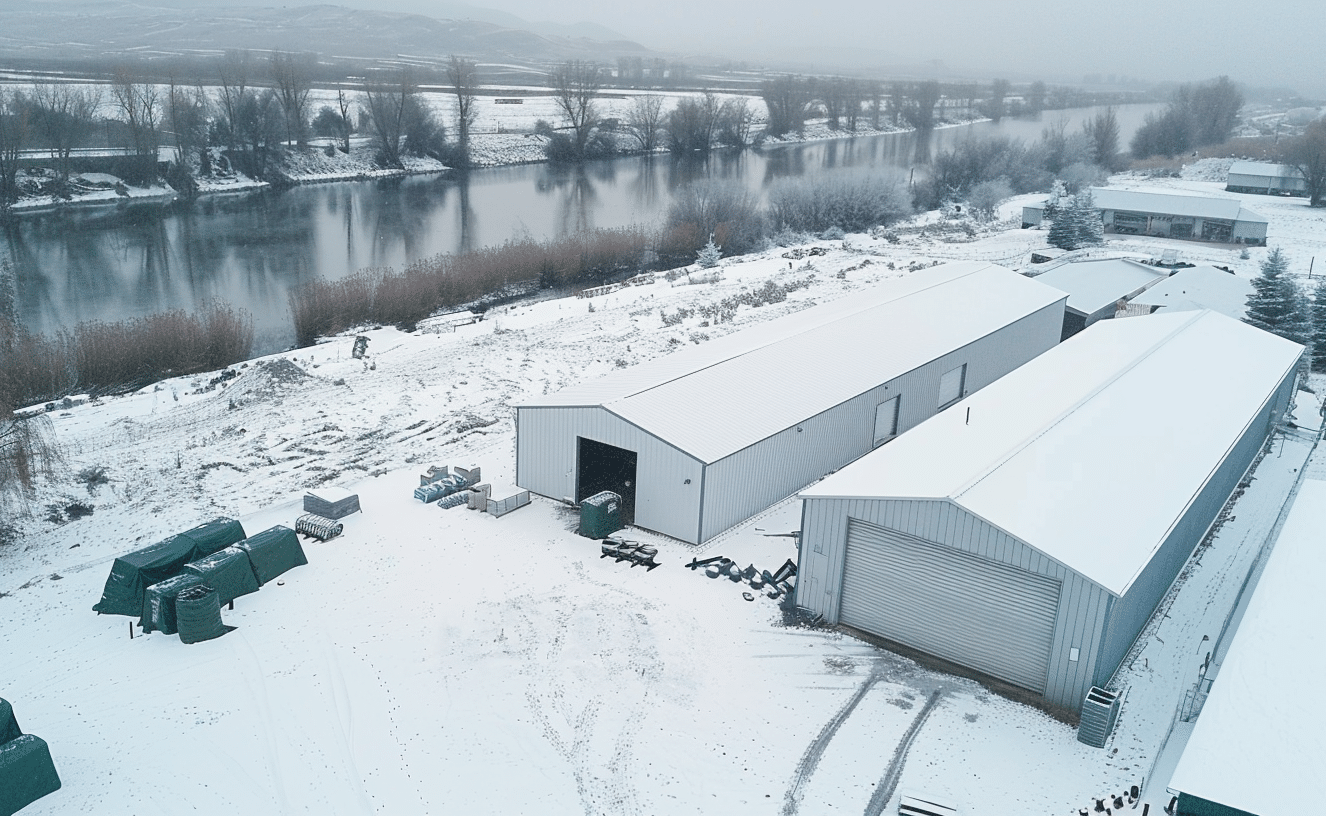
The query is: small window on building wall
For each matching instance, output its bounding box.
[873,395,900,446]
[938,363,966,408]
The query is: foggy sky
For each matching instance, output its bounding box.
[358,0,1324,94]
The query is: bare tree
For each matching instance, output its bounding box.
[549,60,602,158]
[270,50,316,147]
[165,79,209,192]
[362,70,415,168]
[29,83,102,191]
[986,78,1010,122]
[717,96,755,147]
[1283,118,1326,207]
[335,85,354,153]
[904,80,942,132]
[445,55,479,164]
[234,89,284,176]
[110,65,161,184]
[0,89,29,212]
[761,75,812,136]
[1082,106,1121,170]
[625,94,664,153]
[217,49,252,151]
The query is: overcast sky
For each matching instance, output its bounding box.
[347,0,1323,94]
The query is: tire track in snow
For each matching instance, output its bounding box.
[781,666,883,816]
[862,688,945,816]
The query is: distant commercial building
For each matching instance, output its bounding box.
[797,310,1302,712]
[1167,479,1326,816]
[1022,188,1268,245]
[1030,258,1168,339]
[516,262,1066,544]
[1225,161,1307,196]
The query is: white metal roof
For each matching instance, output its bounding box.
[1228,160,1304,179]
[520,262,1067,464]
[802,310,1303,597]
[1167,479,1326,816]
[1087,187,1270,224]
[1128,266,1253,319]
[1030,258,1167,316]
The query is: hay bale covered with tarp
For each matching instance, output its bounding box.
[177,517,246,558]
[238,525,307,586]
[176,585,229,644]
[139,573,206,635]
[0,699,20,746]
[92,534,200,616]
[184,546,259,606]
[0,734,61,815]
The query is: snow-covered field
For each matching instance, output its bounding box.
[4,176,1325,815]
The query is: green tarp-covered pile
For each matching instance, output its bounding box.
[0,698,61,816]
[93,518,246,616]
[177,585,230,644]
[185,545,260,606]
[139,573,206,635]
[239,525,308,586]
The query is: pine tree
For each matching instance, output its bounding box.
[1245,248,1307,344]
[1046,201,1079,250]
[1074,189,1104,247]
[696,235,721,268]
[1311,278,1326,372]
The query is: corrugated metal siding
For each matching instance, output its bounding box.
[1231,220,1267,241]
[515,406,705,543]
[798,497,1112,709]
[1094,363,1297,687]
[698,301,1064,541]
[841,519,1062,693]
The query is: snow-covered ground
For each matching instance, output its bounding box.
[4,177,1325,815]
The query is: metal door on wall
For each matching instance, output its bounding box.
[840,519,1061,693]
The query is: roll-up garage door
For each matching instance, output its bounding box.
[840,519,1061,693]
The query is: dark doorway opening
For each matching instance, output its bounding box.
[577,437,637,524]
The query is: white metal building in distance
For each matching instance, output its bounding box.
[1166,479,1326,816]
[1225,161,1307,197]
[1022,188,1269,245]
[515,262,1067,544]
[1029,257,1168,339]
[796,310,1302,713]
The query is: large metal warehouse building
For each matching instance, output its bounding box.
[795,310,1302,712]
[516,262,1067,544]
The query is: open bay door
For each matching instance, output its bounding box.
[576,437,637,524]
[839,519,1061,693]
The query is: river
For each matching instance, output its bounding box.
[3,103,1162,351]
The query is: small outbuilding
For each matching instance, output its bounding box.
[1225,161,1307,196]
[1166,479,1326,816]
[1023,188,1268,245]
[1124,265,1253,320]
[796,310,1301,713]
[516,262,1068,544]
[1030,258,1168,339]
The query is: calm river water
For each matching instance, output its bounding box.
[3,104,1161,350]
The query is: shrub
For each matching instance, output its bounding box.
[767,168,911,234]
[661,181,765,265]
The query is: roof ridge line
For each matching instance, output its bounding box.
[951,310,1208,501]
[606,263,994,405]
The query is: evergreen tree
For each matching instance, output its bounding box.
[1245,248,1308,344]
[1074,189,1104,247]
[1311,278,1326,372]
[1046,201,1078,250]
[696,235,722,268]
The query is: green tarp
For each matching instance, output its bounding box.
[0,699,20,746]
[239,526,307,586]
[92,517,246,617]
[178,517,247,558]
[92,534,200,617]
[177,585,229,644]
[185,546,259,606]
[0,735,61,816]
[140,573,206,635]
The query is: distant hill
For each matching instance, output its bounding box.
[0,1,654,66]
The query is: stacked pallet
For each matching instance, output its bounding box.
[303,486,361,519]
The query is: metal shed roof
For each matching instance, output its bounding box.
[1167,479,1326,816]
[1127,265,1253,319]
[1228,160,1304,179]
[802,310,1303,597]
[1030,258,1167,316]
[520,262,1067,464]
[1086,187,1269,224]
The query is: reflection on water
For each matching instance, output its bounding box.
[4,104,1162,351]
